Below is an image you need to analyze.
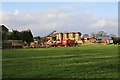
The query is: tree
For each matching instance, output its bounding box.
[96,31,107,37]
[6,29,33,44]
[7,30,21,40]
[90,32,96,38]
[34,36,41,41]
[20,30,34,44]
[112,37,120,44]
[109,33,116,37]
[83,34,89,37]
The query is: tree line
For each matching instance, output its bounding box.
[3,30,34,44]
[83,31,116,38]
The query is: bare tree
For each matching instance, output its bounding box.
[109,33,116,37]
[90,32,96,38]
[96,31,107,37]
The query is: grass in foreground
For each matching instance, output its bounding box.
[2,45,118,78]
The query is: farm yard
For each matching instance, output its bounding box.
[2,44,119,78]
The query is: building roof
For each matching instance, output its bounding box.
[0,24,9,32]
[82,36,88,38]
[98,36,111,39]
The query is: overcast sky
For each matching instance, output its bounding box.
[1,2,118,37]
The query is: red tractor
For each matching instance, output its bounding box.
[57,39,75,47]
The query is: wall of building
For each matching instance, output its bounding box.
[69,32,74,38]
[102,38,112,42]
[75,32,81,41]
[63,33,67,39]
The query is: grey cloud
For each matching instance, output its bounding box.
[1,8,118,37]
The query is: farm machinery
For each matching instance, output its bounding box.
[28,30,77,48]
[57,39,75,47]
[47,39,75,47]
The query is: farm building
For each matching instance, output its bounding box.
[1,24,9,32]
[56,32,81,41]
[0,24,9,40]
[82,36,88,43]
[81,36,113,43]
[87,38,98,43]
[98,37,112,42]
[0,25,9,48]
[44,31,82,42]
[2,40,24,49]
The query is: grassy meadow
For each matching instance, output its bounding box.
[2,44,119,78]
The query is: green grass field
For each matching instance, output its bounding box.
[2,45,119,78]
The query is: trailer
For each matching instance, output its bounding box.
[57,39,75,47]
